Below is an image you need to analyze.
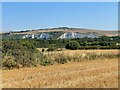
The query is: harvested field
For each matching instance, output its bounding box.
[2,59,118,88]
[38,49,118,54]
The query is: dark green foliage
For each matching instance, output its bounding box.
[20,40,38,53]
[2,40,40,69]
[1,35,120,69]
[65,41,80,50]
[24,36,120,49]
[2,35,119,49]
[40,59,54,66]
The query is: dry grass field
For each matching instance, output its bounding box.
[2,50,119,88]
[38,49,118,55]
[44,49,118,55]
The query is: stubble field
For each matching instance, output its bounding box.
[2,50,119,88]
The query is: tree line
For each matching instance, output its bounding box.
[1,35,120,69]
[16,36,120,49]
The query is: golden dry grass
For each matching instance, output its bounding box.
[40,49,119,61]
[2,50,119,88]
[38,49,118,54]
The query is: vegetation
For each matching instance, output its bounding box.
[65,41,80,50]
[18,36,120,49]
[2,34,120,49]
[1,30,119,88]
[1,35,120,69]
[2,40,43,69]
[43,50,119,64]
[2,39,119,69]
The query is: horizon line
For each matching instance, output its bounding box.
[2,27,119,33]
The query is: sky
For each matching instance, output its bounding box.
[2,2,118,32]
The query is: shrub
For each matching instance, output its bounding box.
[2,40,40,68]
[40,59,54,66]
[65,41,80,50]
[2,55,16,69]
[54,53,68,64]
[20,40,38,53]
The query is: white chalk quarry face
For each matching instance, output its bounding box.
[58,32,99,39]
[21,32,99,39]
[21,33,50,39]
[40,33,49,39]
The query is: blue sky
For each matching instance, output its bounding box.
[2,2,118,32]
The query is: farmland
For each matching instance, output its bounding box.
[1,2,120,89]
[2,50,119,88]
[1,38,119,88]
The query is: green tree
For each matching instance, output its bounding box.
[65,41,80,50]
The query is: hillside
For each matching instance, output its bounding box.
[1,27,119,40]
[13,27,119,36]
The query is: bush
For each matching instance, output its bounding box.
[40,59,54,66]
[2,55,16,69]
[2,40,40,68]
[54,53,68,64]
[65,41,80,50]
